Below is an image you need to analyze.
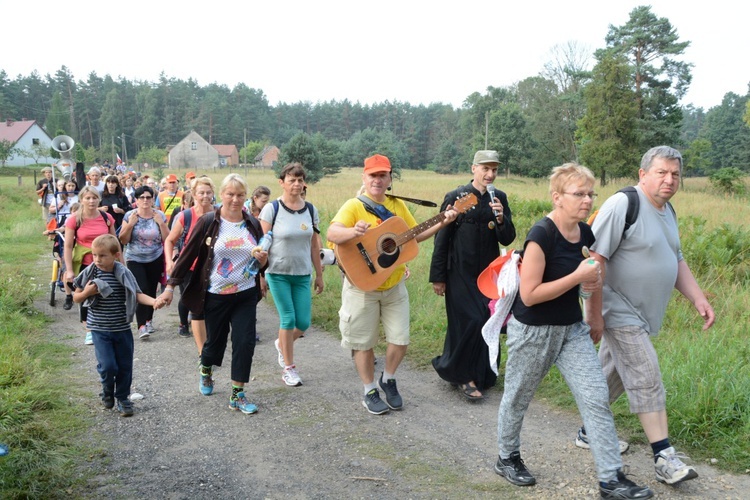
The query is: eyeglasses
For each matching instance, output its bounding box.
[563,191,598,200]
[138,195,153,200]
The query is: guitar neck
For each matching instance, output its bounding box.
[394,211,448,246]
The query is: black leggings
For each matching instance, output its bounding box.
[177,270,204,325]
[127,255,164,327]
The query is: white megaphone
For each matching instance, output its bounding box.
[51,135,75,180]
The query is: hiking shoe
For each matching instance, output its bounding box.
[199,372,214,396]
[63,295,74,310]
[282,365,302,387]
[84,331,94,345]
[177,324,191,338]
[600,469,653,499]
[116,399,134,417]
[145,320,155,333]
[138,325,150,340]
[274,338,285,368]
[362,388,389,415]
[654,446,698,485]
[229,392,258,414]
[100,392,115,409]
[494,451,536,486]
[576,426,630,454]
[378,373,403,410]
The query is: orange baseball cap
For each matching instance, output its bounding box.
[166,174,179,182]
[477,252,515,299]
[363,154,392,174]
[186,171,196,179]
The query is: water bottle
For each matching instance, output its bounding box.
[579,245,594,299]
[247,231,273,276]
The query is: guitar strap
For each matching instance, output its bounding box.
[357,196,395,221]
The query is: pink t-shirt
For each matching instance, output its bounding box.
[174,207,200,271]
[65,213,114,266]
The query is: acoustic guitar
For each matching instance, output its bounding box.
[334,193,477,291]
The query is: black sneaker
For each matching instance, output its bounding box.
[378,373,403,410]
[494,451,536,486]
[100,391,114,409]
[63,295,74,310]
[177,324,191,338]
[116,399,134,417]
[600,469,653,499]
[362,388,389,415]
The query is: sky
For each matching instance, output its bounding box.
[3,1,748,111]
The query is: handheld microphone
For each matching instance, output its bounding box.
[486,184,500,217]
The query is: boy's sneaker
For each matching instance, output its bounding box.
[63,295,74,310]
[576,426,629,454]
[138,325,150,340]
[654,446,698,485]
[199,371,214,396]
[100,392,115,409]
[116,399,134,417]
[228,392,258,414]
[494,451,536,486]
[378,373,403,410]
[362,388,389,415]
[282,365,302,387]
[600,469,653,499]
[145,320,155,333]
[177,324,191,338]
[84,331,94,345]
[274,338,285,368]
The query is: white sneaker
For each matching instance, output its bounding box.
[84,331,93,345]
[145,320,155,333]
[138,325,151,341]
[655,446,698,485]
[274,339,285,368]
[282,365,302,387]
[575,426,629,454]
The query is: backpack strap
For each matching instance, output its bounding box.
[357,195,395,221]
[617,186,640,234]
[271,199,318,232]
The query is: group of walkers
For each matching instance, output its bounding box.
[38,145,715,498]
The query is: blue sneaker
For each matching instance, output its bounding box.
[84,331,94,345]
[199,371,214,396]
[229,392,258,414]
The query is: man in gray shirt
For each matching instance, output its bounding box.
[582,146,715,486]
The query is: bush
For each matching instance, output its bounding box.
[709,167,746,195]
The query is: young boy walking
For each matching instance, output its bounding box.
[73,234,162,416]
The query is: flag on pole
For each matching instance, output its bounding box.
[117,153,123,165]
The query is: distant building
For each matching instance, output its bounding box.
[254,145,280,169]
[0,119,56,167]
[168,131,219,169]
[213,144,239,167]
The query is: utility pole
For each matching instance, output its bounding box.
[243,128,247,177]
[484,111,489,150]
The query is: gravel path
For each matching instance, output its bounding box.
[37,292,749,499]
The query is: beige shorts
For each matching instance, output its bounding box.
[599,325,666,414]
[339,279,410,351]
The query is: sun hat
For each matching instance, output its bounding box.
[363,154,392,174]
[473,150,500,165]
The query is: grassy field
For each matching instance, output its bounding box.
[1,166,748,496]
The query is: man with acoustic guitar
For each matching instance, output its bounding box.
[327,154,459,415]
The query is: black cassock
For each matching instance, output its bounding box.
[429,182,516,390]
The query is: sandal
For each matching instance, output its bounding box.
[459,383,483,401]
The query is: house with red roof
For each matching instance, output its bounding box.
[213,144,239,167]
[0,119,56,167]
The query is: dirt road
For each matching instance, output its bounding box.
[37,293,749,499]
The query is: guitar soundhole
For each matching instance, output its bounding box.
[379,236,397,255]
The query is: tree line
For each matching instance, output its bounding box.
[1,6,748,184]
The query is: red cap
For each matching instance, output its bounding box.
[363,154,392,174]
[186,171,196,179]
[166,174,179,182]
[477,253,515,299]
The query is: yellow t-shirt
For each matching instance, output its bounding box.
[330,195,417,291]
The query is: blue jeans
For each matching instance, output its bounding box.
[91,329,134,401]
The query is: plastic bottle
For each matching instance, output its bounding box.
[579,245,595,299]
[247,231,273,276]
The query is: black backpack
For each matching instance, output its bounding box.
[587,186,675,238]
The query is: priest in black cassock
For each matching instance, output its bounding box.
[429,150,516,400]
